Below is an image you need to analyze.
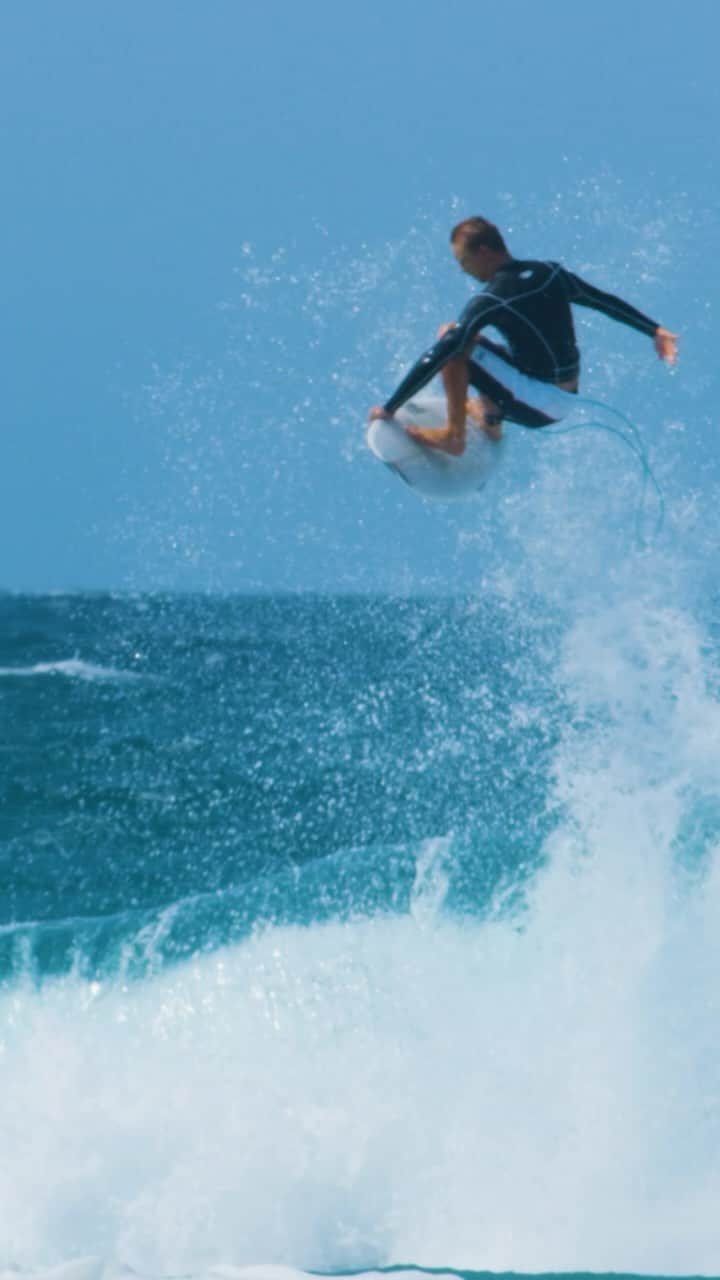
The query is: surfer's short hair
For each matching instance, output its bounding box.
[450,217,508,255]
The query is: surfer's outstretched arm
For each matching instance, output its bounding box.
[378,325,472,417]
[370,295,500,419]
[562,269,678,363]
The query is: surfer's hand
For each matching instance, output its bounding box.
[368,405,394,422]
[436,322,457,338]
[654,326,678,365]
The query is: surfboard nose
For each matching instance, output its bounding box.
[366,395,502,502]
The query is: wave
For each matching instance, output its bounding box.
[0,1266,692,1280]
[3,867,719,1277]
[2,600,720,1277]
[0,835,490,986]
[0,657,140,682]
[3,596,720,1279]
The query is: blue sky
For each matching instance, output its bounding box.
[1,0,718,591]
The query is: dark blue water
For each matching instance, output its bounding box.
[0,593,559,980]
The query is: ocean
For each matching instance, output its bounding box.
[2,588,719,1279]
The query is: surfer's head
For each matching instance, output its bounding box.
[450,217,510,281]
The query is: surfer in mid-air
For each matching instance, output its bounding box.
[368,216,678,455]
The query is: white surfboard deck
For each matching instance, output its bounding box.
[366,394,503,501]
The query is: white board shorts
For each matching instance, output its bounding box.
[467,342,579,427]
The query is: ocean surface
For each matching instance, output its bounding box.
[2,589,720,1280]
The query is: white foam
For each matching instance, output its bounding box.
[0,659,139,682]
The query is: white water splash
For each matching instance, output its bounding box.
[3,595,720,1278]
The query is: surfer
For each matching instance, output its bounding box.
[367,217,678,455]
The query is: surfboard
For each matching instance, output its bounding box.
[366,394,503,501]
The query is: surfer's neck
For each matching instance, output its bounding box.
[474,250,513,283]
[459,249,513,283]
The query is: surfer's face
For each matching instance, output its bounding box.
[452,241,494,281]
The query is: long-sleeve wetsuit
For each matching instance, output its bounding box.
[383,259,659,415]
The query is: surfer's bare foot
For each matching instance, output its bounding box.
[405,425,465,456]
[466,397,503,441]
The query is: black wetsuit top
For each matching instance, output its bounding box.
[383,259,659,414]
